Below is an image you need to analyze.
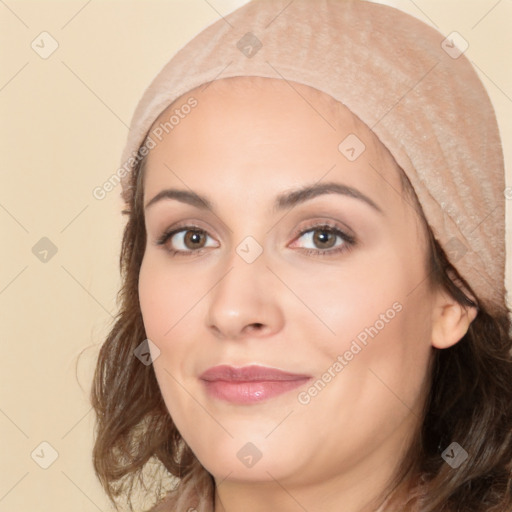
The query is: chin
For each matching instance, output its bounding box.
[189,433,306,483]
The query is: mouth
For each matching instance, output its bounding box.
[199,364,312,405]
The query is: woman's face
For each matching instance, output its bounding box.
[138,77,437,492]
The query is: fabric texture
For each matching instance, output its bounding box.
[120,0,507,312]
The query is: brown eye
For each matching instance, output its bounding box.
[183,229,207,249]
[312,228,337,249]
[290,223,356,257]
[156,226,218,256]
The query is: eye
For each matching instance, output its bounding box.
[155,221,356,258]
[155,225,218,256]
[290,223,356,256]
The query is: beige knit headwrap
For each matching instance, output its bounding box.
[119,0,507,312]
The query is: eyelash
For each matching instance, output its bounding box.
[155,221,356,258]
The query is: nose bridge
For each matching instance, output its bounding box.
[206,239,283,339]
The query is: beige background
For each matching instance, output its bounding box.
[0,0,511,510]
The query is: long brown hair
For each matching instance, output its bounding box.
[91,145,512,511]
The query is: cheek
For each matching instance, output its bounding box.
[291,276,433,463]
[138,257,201,435]
[138,253,210,395]
[279,248,411,352]
[138,254,206,340]
[138,261,170,362]
[286,245,433,400]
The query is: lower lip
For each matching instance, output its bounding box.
[201,378,311,404]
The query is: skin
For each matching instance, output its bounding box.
[138,77,477,512]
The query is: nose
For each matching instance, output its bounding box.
[206,251,285,341]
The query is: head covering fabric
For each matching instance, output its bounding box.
[119,0,507,310]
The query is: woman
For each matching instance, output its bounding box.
[91,1,512,511]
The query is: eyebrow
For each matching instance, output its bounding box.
[144,181,383,215]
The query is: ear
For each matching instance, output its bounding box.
[431,289,478,349]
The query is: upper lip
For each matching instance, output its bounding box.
[200,364,311,382]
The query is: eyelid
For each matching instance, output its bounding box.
[290,218,355,244]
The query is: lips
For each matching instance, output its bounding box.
[200,364,310,382]
[199,364,312,404]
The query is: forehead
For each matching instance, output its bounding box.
[142,76,405,213]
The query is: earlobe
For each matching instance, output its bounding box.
[431,293,478,349]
